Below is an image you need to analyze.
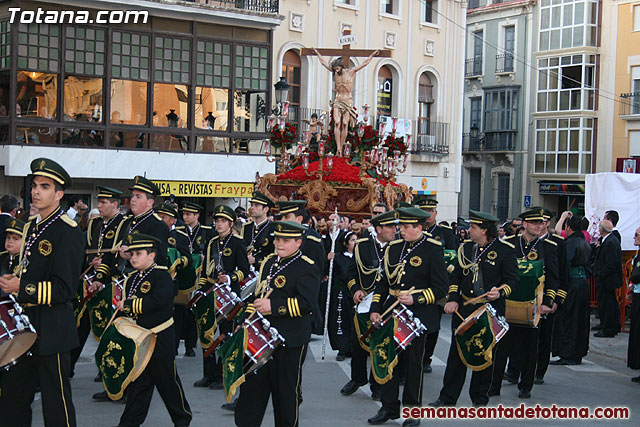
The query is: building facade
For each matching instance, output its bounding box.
[460,0,535,223]
[272,0,467,222]
[0,0,282,215]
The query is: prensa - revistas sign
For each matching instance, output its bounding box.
[153,181,254,198]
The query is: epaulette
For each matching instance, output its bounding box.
[176,229,189,237]
[28,214,37,221]
[552,233,565,240]
[0,250,7,256]
[301,255,315,265]
[175,225,185,230]
[504,235,517,240]
[356,237,369,243]
[152,213,163,221]
[154,265,168,270]
[306,235,321,243]
[201,225,212,229]
[422,231,433,237]
[427,237,442,246]
[263,253,277,262]
[500,239,515,249]
[242,221,253,228]
[464,239,472,243]
[210,235,220,241]
[544,238,558,246]
[441,224,453,230]
[233,234,243,239]
[60,214,78,227]
[389,238,404,246]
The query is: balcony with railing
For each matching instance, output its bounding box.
[495,53,514,74]
[465,58,483,78]
[619,93,640,119]
[184,0,280,14]
[413,120,449,156]
[463,131,517,153]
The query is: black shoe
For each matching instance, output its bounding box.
[550,358,579,366]
[403,420,420,426]
[209,380,224,390]
[92,391,110,402]
[429,399,453,407]
[594,331,616,338]
[591,324,602,331]
[519,389,531,399]
[340,380,366,396]
[488,389,500,397]
[185,348,196,357]
[423,363,432,374]
[221,399,237,411]
[94,372,102,382]
[336,352,346,362]
[534,377,544,385]
[193,378,214,388]
[631,375,640,383]
[371,388,382,401]
[503,372,518,384]
[367,408,399,425]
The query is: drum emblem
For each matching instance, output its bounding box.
[223,248,232,257]
[487,251,497,260]
[105,230,115,240]
[274,275,286,288]
[418,295,426,304]
[141,281,151,293]
[25,283,36,295]
[38,240,52,256]
[410,256,422,267]
[168,237,176,246]
[527,251,538,261]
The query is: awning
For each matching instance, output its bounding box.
[538,181,585,196]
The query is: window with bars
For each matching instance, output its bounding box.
[112,31,150,81]
[17,23,59,72]
[0,21,9,70]
[196,40,231,88]
[235,45,268,91]
[154,36,190,84]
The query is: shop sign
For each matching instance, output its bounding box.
[153,181,254,198]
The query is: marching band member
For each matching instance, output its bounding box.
[430,210,518,407]
[367,207,448,427]
[235,221,320,427]
[114,233,192,427]
[242,191,275,270]
[0,158,84,427]
[339,211,398,400]
[0,218,25,292]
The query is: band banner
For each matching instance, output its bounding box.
[454,310,497,371]
[218,328,248,402]
[369,318,398,385]
[95,323,137,400]
[444,249,458,274]
[87,284,114,340]
[353,313,373,352]
[72,280,86,326]
[193,290,216,348]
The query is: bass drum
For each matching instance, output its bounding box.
[0,296,37,369]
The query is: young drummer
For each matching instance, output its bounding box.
[115,233,192,427]
[0,218,25,291]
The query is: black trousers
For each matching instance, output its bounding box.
[553,278,589,362]
[173,304,197,351]
[235,344,306,427]
[438,334,494,405]
[596,285,621,334]
[349,318,379,391]
[535,314,554,379]
[118,326,192,427]
[0,351,76,427]
[423,305,443,366]
[490,325,539,394]
[380,333,427,416]
[70,307,91,375]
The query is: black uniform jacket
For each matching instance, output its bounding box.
[86,213,127,283]
[176,223,211,255]
[245,251,321,347]
[370,233,449,332]
[347,236,386,296]
[119,209,169,266]
[199,232,249,295]
[426,223,457,250]
[118,265,174,332]
[504,234,560,307]
[241,219,275,269]
[16,208,84,355]
[447,238,519,318]
[302,227,326,277]
[0,251,19,297]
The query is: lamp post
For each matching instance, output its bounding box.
[265,77,293,173]
[469,123,485,150]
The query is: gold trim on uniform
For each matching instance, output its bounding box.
[448,285,459,294]
[274,275,286,288]
[527,251,538,261]
[222,248,232,257]
[168,237,177,246]
[347,279,356,290]
[25,283,36,295]
[410,256,422,267]
[39,239,53,256]
[141,281,151,293]
[278,306,287,315]
[502,284,512,297]
[487,251,497,260]
[105,230,115,240]
[372,294,381,303]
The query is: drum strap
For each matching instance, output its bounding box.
[150,317,174,334]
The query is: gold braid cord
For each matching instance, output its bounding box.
[383,246,405,287]
[298,179,338,212]
[355,244,380,293]
[457,243,480,283]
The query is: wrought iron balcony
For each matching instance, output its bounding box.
[412,120,449,155]
[619,92,640,118]
[495,53,514,74]
[463,131,517,153]
[465,58,483,78]
[186,0,279,14]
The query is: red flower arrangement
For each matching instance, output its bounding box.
[382,134,408,155]
[269,122,297,150]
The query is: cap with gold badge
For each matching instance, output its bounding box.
[519,208,546,222]
[276,200,307,216]
[416,198,438,209]
[396,207,430,224]
[125,233,162,251]
[213,205,236,222]
[469,210,499,226]
[96,186,123,200]
[157,201,178,218]
[129,176,160,197]
[273,221,306,238]
[30,158,72,189]
[5,218,26,236]
[371,211,399,227]
[250,191,275,208]
[181,201,203,214]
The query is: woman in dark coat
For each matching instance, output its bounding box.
[627,225,640,381]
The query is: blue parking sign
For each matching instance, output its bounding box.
[524,195,531,207]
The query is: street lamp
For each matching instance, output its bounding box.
[470,123,480,139]
[274,76,290,107]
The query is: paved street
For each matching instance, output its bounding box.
[30,314,637,426]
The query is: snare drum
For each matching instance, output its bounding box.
[0,295,37,369]
[506,259,545,327]
[454,303,509,371]
[214,283,242,323]
[239,272,258,301]
[392,305,427,350]
[243,312,285,374]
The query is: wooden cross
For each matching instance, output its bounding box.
[300,28,392,65]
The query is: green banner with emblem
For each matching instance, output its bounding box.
[218,328,247,402]
[444,249,458,274]
[168,249,201,292]
[87,284,114,340]
[454,309,498,371]
[369,318,398,385]
[72,280,86,326]
[353,313,373,352]
[193,290,216,348]
[95,323,136,400]
[512,259,545,302]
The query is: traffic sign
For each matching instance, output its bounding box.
[524,194,531,207]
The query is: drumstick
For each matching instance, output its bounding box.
[100,307,120,340]
[380,286,416,319]
[453,310,465,322]
[463,284,508,306]
[360,286,416,342]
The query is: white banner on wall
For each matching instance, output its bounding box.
[585,173,640,251]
